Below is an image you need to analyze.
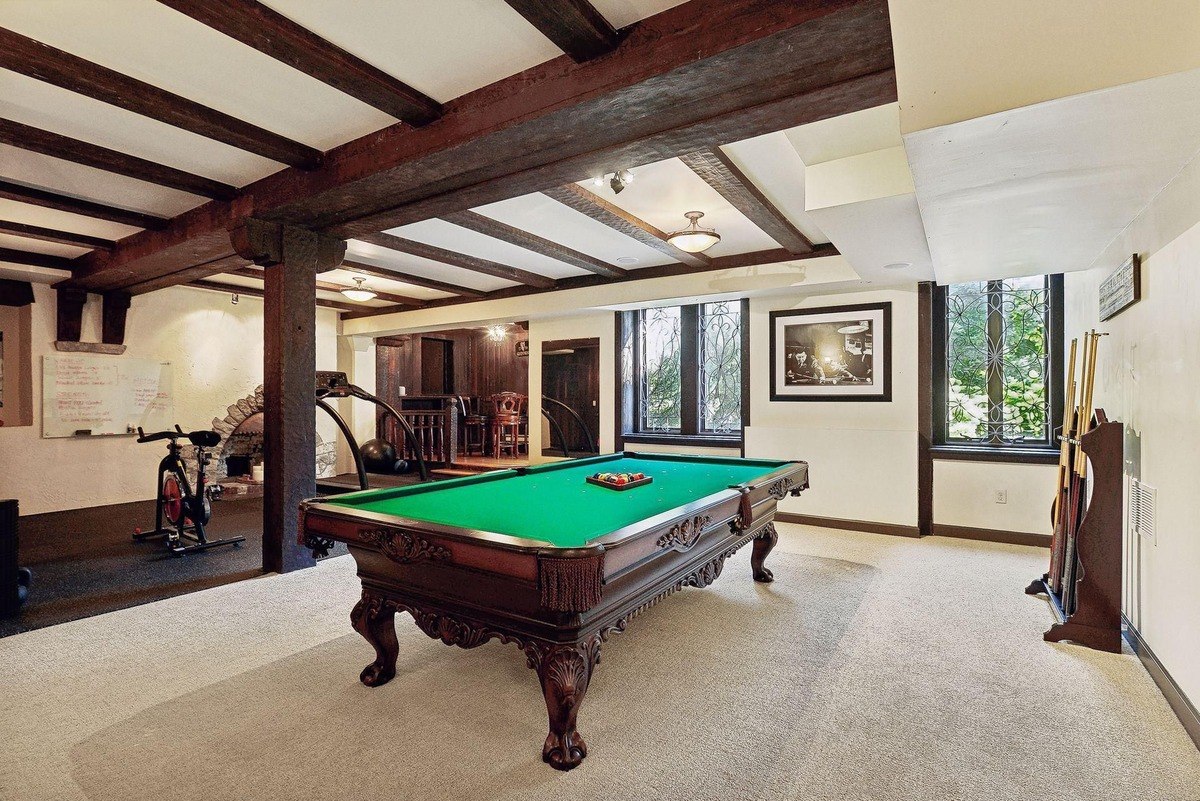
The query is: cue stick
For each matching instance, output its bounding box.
[1047,337,1078,594]
[1061,330,1101,613]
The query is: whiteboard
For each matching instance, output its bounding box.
[42,354,174,438]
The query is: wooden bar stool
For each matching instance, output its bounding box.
[489,392,524,459]
[457,396,486,457]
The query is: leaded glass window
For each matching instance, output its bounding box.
[621,300,747,442]
[937,275,1063,449]
[639,306,682,432]
[699,301,742,434]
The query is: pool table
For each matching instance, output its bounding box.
[299,451,808,770]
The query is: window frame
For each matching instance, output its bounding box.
[616,299,749,450]
[930,274,1064,464]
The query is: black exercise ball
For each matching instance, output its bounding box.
[360,438,403,474]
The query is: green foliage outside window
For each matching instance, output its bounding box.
[946,277,1050,443]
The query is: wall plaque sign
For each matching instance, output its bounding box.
[1099,254,1140,322]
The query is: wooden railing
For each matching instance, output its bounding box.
[381,396,458,466]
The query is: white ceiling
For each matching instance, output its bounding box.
[719,132,828,245]
[573,159,782,256]
[388,219,591,280]
[907,66,1200,284]
[344,239,518,294]
[889,0,1200,134]
[785,103,902,166]
[0,142,203,216]
[319,268,456,301]
[473,194,677,268]
[12,0,1197,318]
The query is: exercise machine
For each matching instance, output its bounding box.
[133,425,245,555]
[314,371,430,488]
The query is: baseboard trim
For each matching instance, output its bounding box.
[775,512,920,539]
[1123,616,1200,753]
[931,523,1051,549]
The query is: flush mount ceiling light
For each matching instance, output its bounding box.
[592,169,635,194]
[666,211,721,254]
[882,261,912,270]
[837,321,870,334]
[340,276,377,302]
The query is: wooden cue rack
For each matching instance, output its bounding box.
[1026,329,1124,653]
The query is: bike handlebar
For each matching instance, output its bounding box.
[136,424,185,443]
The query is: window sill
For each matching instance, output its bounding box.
[930,445,1059,465]
[622,432,742,449]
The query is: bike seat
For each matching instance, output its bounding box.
[188,430,222,448]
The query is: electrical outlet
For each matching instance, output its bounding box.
[994,489,1008,504]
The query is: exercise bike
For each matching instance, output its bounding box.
[133,425,244,555]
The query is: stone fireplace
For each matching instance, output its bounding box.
[182,385,337,482]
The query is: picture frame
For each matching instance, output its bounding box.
[769,302,892,402]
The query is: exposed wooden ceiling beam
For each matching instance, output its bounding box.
[543,183,711,268]
[0,179,168,230]
[228,265,427,307]
[0,219,115,250]
[0,246,77,271]
[340,259,487,298]
[503,0,622,62]
[186,278,361,312]
[357,232,557,289]
[0,27,321,168]
[0,118,238,201]
[62,0,895,293]
[338,243,839,320]
[442,210,627,279]
[157,0,442,125]
[679,148,814,254]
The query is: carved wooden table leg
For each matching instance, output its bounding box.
[526,636,601,770]
[350,590,399,687]
[750,522,779,583]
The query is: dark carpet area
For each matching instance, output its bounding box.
[1,496,338,639]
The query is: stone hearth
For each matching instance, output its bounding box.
[181,386,337,481]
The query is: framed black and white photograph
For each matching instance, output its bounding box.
[769,302,891,402]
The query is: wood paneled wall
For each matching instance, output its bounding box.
[375,326,529,417]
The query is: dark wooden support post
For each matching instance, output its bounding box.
[917,281,933,536]
[55,288,88,342]
[231,218,346,573]
[101,291,132,345]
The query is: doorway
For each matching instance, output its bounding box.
[420,338,454,394]
[541,338,600,457]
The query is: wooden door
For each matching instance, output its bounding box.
[421,338,453,394]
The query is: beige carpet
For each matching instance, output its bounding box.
[1,525,1197,801]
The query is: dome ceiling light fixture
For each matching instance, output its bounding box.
[666,211,721,254]
[592,169,635,194]
[340,276,378,302]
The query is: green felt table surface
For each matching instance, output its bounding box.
[326,453,789,547]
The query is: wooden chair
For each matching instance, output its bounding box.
[457,395,486,457]
[488,392,525,459]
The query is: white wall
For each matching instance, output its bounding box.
[527,313,615,460]
[1064,158,1200,710]
[934,461,1056,534]
[747,288,919,526]
[0,283,340,515]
